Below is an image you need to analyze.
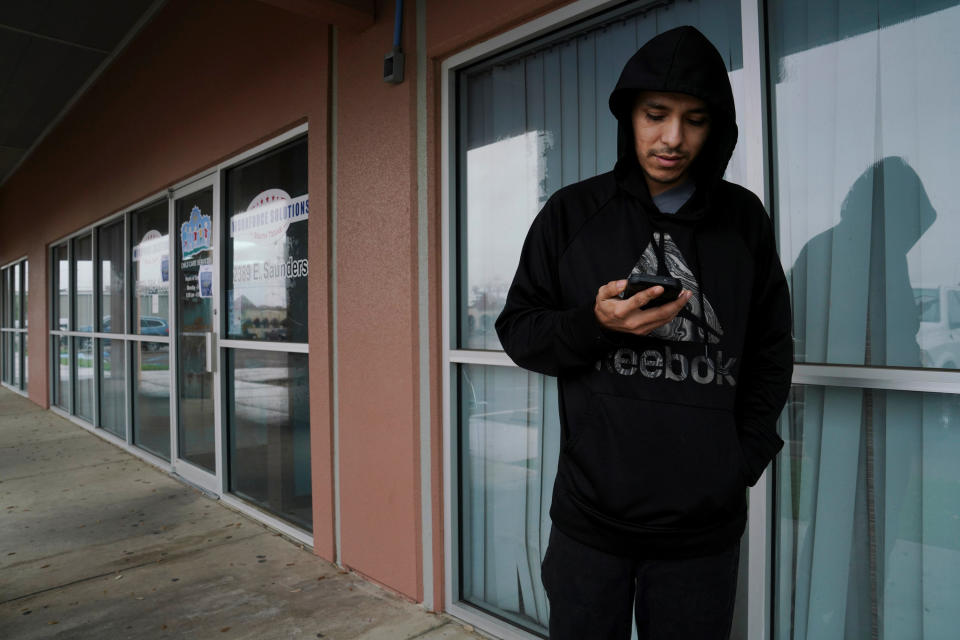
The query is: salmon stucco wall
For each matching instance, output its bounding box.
[335,0,423,600]
[332,0,578,604]
[0,0,337,560]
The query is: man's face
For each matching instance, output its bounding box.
[631,91,711,196]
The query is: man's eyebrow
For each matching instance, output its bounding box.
[640,100,710,115]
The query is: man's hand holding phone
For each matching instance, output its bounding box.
[594,278,692,335]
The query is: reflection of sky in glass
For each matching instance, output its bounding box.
[134,235,169,289]
[466,132,544,296]
[774,4,960,367]
[775,5,960,287]
[58,260,69,294]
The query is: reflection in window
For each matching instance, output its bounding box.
[131,200,170,335]
[54,336,69,410]
[54,244,69,330]
[224,137,308,343]
[771,1,960,370]
[1,260,29,392]
[99,339,125,437]
[98,222,125,333]
[133,342,170,461]
[22,261,27,329]
[10,333,19,388]
[73,235,93,332]
[227,349,311,530]
[776,385,960,639]
[459,364,558,634]
[12,263,20,328]
[73,336,93,421]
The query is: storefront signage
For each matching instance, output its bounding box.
[229,189,309,239]
[181,206,212,259]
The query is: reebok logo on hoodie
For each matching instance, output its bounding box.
[596,346,737,385]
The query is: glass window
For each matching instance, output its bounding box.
[132,342,170,461]
[11,333,19,388]
[22,333,27,389]
[131,200,170,336]
[98,221,125,333]
[73,235,93,333]
[2,267,10,329]
[54,244,69,331]
[12,263,20,329]
[54,336,69,410]
[224,137,308,343]
[99,339,126,437]
[22,261,27,329]
[776,385,960,639]
[73,336,94,421]
[459,364,558,632]
[769,3,960,639]
[770,0,960,370]
[452,1,744,632]
[176,187,216,473]
[227,349,311,530]
[2,333,9,384]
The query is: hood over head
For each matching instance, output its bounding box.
[609,26,738,211]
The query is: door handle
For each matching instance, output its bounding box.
[205,331,215,373]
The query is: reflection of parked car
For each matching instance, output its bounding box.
[93,315,169,337]
[914,286,960,369]
[139,316,169,336]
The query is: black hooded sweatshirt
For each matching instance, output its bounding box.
[495,26,793,557]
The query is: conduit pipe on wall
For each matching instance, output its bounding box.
[384,0,404,83]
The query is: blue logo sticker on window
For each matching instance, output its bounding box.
[180,206,212,258]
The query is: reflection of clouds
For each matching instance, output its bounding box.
[134,234,169,288]
[466,132,544,294]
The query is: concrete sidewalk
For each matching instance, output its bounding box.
[0,389,485,640]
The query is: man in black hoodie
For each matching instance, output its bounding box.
[495,26,793,639]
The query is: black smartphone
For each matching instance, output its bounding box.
[619,273,683,307]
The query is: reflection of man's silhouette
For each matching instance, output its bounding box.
[791,156,936,367]
[785,157,938,638]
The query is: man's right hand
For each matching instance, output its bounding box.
[594,279,692,335]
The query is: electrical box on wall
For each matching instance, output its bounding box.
[384,46,404,84]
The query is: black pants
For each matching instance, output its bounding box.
[540,527,740,640]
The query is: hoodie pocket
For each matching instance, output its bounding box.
[563,394,746,528]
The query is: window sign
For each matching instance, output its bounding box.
[224,138,308,343]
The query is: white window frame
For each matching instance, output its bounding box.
[440,1,774,638]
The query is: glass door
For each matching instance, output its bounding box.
[172,176,221,491]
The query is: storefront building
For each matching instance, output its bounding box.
[1,1,957,639]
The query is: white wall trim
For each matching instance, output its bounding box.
[415,0,434,611]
